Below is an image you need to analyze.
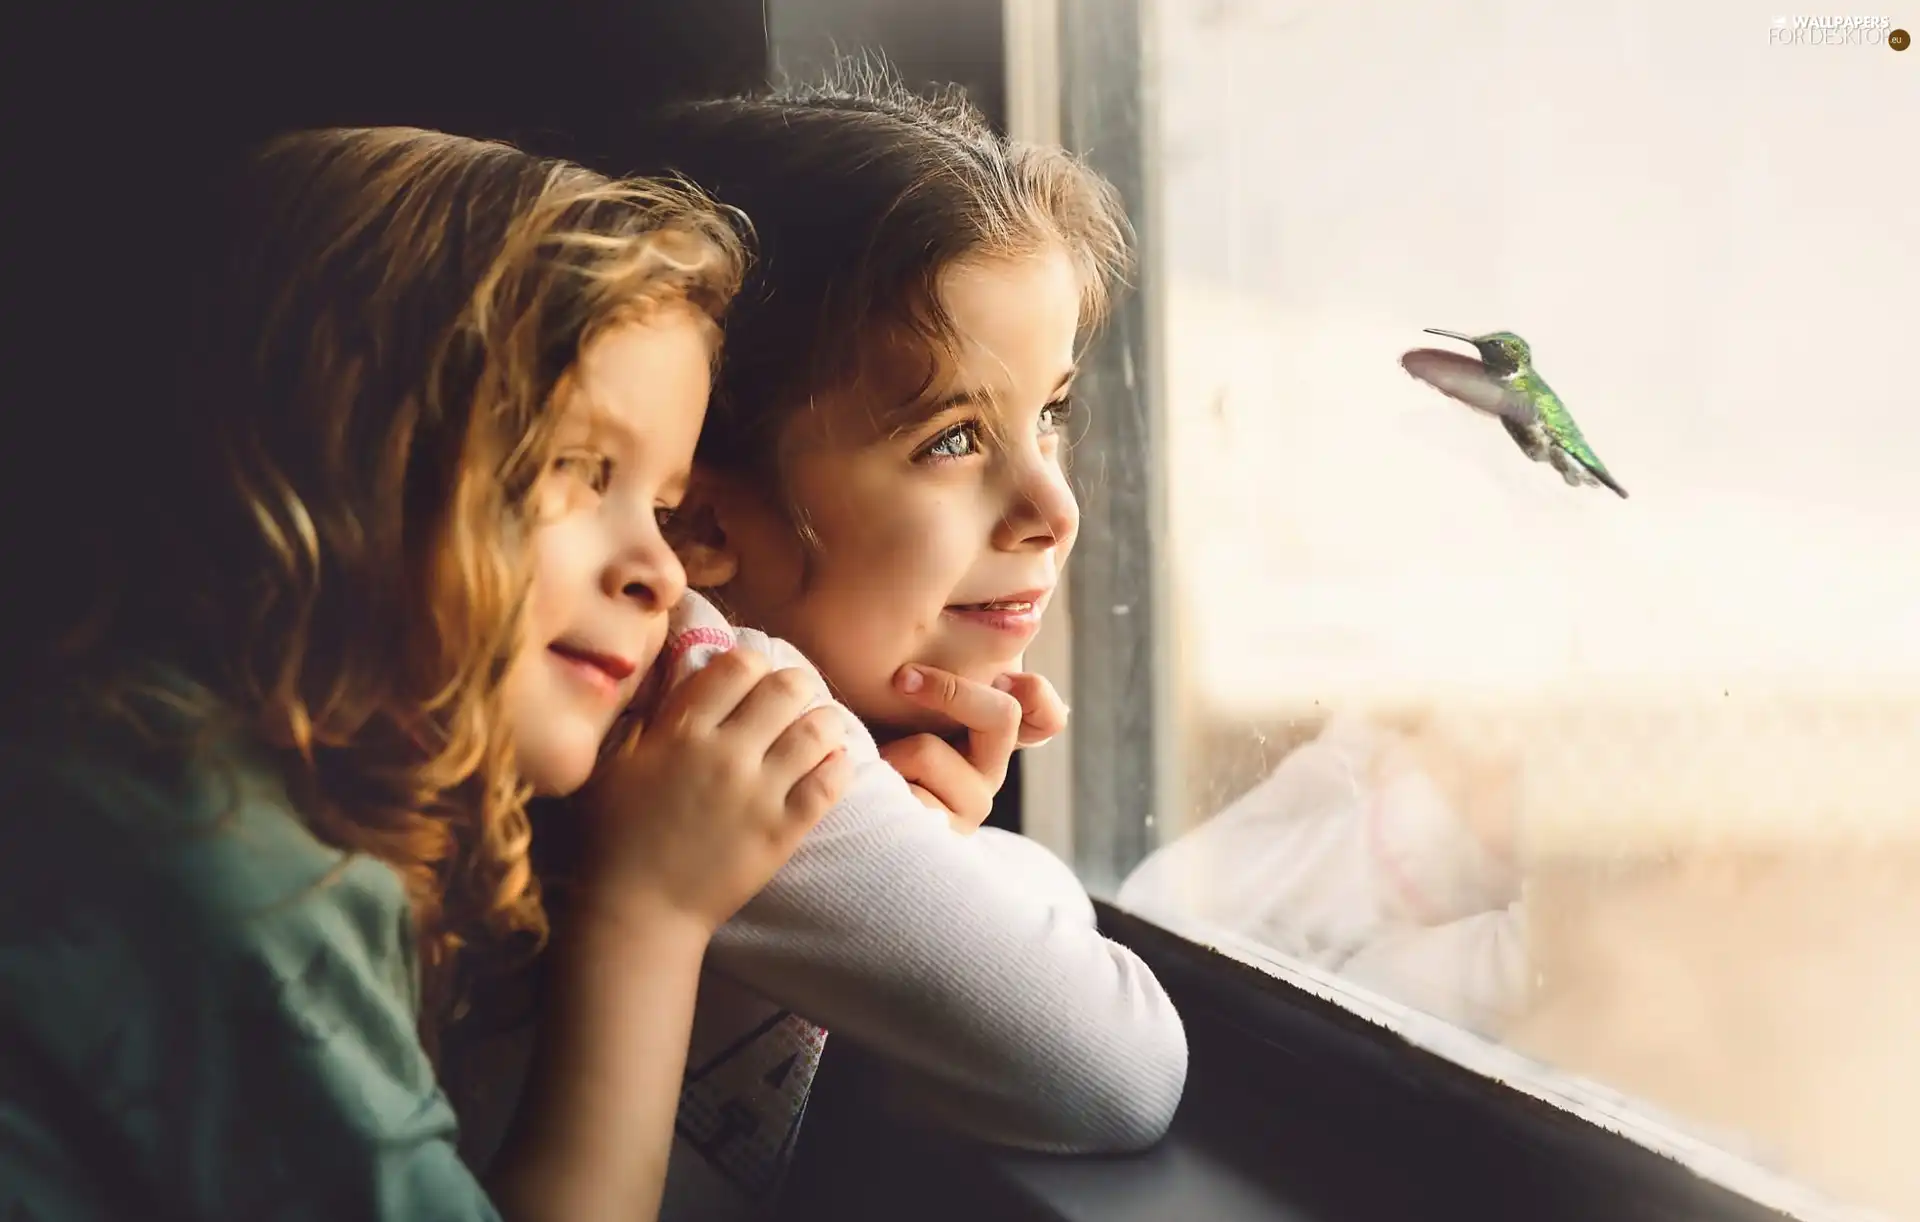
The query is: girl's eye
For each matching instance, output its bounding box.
[918,421,982,463]
[554,451,614,494]
[1038,396,1075,436]
[654,504,679,531]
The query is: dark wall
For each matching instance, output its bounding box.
[767,0,1007,131]
[11,1,774,364]
[3,0,772,647]
[29,2,764,167]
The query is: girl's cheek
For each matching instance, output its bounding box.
[522,518,595,627]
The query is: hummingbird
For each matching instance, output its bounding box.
[1401,329,1628,499]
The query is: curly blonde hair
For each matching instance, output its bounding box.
[71,126,745,1033]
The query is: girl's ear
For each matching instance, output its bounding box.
[669,479,740,589]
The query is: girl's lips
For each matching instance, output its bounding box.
[945,588,1051,613]
[549,642,638,699]
[942,597,1047,637]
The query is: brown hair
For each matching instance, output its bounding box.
[59,126,744,1031]
[619,67,1131,506]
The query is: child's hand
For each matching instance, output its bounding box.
[573,649,853,935]
[881,666,1068,834]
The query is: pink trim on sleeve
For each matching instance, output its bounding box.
[664,625,738,669]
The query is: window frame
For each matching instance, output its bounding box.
[1010,0,1184,896]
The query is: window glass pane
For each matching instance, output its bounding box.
[1057,2,1919,1216]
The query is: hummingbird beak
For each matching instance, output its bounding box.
[1423,328,1476,343]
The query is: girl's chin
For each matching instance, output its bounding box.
[519,752,598,801]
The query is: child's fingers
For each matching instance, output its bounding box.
[764,705,848,788]
[652,648,772,735]
[992,671,1069,747]
[785,747,853,826]
[716,665,822,748]
[892,664,1021,776]
[897,777,978,835]
[902,780,947,815]
[878,733,994,831]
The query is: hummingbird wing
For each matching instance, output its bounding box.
[1399,348,1540,427]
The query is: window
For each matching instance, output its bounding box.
[1016,2,1920,1217]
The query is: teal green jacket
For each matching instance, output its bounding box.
[0,716,503,1220]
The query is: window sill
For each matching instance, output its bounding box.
[779,903,1822,1222]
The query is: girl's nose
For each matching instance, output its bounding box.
[608,526,688,614]
[996,457,1080,553]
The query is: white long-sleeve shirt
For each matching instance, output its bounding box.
[1117,712,1527,1037]
[459,593,1188,1220]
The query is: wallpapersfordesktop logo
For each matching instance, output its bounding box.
[1767,15,1907,47]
